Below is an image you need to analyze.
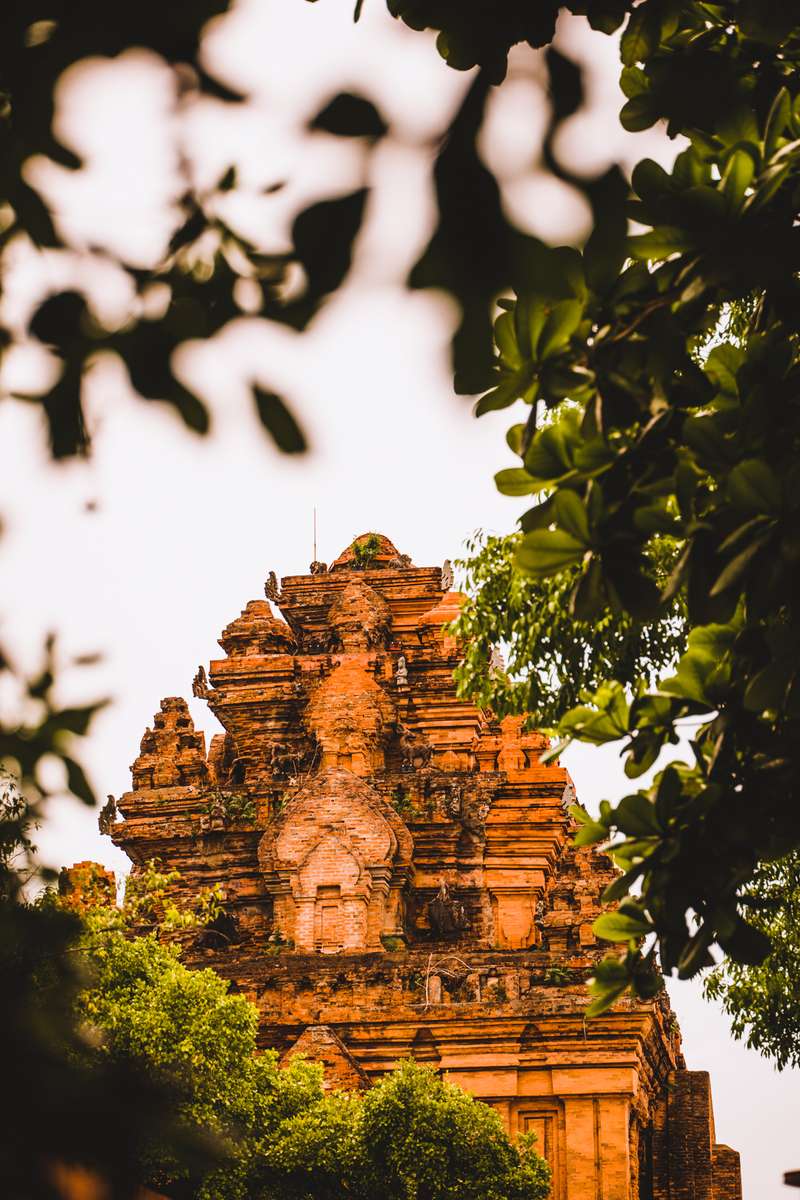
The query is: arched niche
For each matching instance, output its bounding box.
[259,768,412,953]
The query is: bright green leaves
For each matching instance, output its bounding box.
[585,946,662,1017]
[516,529,586,576]
[560,682,630,745]
[593,906,653,944]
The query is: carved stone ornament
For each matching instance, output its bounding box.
[192,663,212,699]
[398,724,432,771]
[265,571,280,601]
[427,880,469,936]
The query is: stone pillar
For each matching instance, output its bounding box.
[563,1096,631,1199]
[651,1070,739,1200]
[712,1144,742,1200]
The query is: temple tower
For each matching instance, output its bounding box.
[106,535,742,1200]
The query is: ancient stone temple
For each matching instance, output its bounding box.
[103,534,742,1200]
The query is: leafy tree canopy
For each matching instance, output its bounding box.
[304,1,800,1023]
[705,852,800,1071]
[454,529,686,725]
[73,895,550,1200]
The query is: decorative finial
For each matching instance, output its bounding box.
[98,794,117,835]
[265,571,280,601]
[192,664,211,699]
[441,559,453,591]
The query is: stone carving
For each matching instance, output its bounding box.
[219,600,295,657]
[489,646,505,675]
[399,724,432,771]
[192,663,212,699]
[310,560,328,575]
[395,654,408,687]
[427,881,469,936]
[445,786,462,818]
[270,741,299,778]
[98,794,117,835]
[441,559,454,591]
[204,789,226,830]
[265,571,280,600]
[327,580,391,652]
[259,768,412,953]
[130,697,209,791]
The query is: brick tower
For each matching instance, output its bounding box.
[106,535,742,1200]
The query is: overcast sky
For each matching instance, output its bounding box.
[1,1,797,1193]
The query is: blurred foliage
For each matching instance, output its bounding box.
[306,3,800,1025]
[705,853,800,1071]
[1,787,218,1199]
[0,2,393,457]
[71,887,550,1199]
[453,529,686,724]
[0,633,107,851]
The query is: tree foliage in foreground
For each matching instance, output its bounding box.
[454,529,686,725]
[74,899,550,1200]
[1,789,216,1199]
[316,2,800,1024]
[704,852,800,1071]
[0,1,396,458]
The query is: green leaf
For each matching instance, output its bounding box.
[722,148,755,211]
[494,468,539,497]
[676,926,714,979]
[536,300,584,360]
[475,370,531,416]
[553,490,591,545]
[253,388,307,453]
[620,67,649,100]
[620,95,659,133]
[494,310,522,368]
[309,92,388,140]
[63,756,96,806]
[593,910,652,943]
[614,793,661,837]
[704,343,742,396]
[628,227,694,260]
[709,533,770,596]
[631,158,672,201]
[539,735,571,765]
[743,661,794,713]
[764,87,791,160]
[727,460,781,515]
[516,529,585,578]
[716,917,772,965]
[620,7,661,67]
[585,959,630,1017]
[602,864,646,903]
[573,820,608,847]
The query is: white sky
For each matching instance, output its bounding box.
[0,1,797,1192]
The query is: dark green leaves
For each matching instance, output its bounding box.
[309,92,388,140]
[253,388,308,454]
